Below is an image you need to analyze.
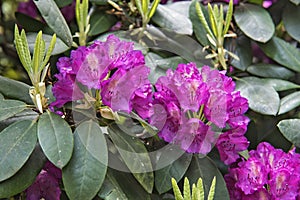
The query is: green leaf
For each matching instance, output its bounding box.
[282,3,300,42]
[223,0,233,35]
[189,0,210,46]
[14,25,32,74]
[108,123,154,193]
[152,4,193,35]
[207,177,216,200]
[277,119,300,147]
[247,63,295,79]
[235,78,280,115]
[185,156,229,200]
[135,0,144,19]
[148,0,160,19]
[15,12,46,32]
[172,178,184,200]
[54,0,73,7]
[183,177,191,200]
[34,0,73,46]
[234,3,274,42]
[278,91,300,115]
[0,120,37,182]
[195,1,214,39]
[38,111,73,168]
[155,153,192,194]
[0,100,27,122]
[0,93,4,100]
[0,145,46,198]
[41,34,56,70]
[32,31,45,75]
[88,12,117,36]
[63,122,108,200]
[258,37,300,72]
[230,35,252,71]
[290,0,300,5]
[27,33,69,55]
[99,168,151,200]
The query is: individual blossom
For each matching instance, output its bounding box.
[51,35,151,116]
[149,63,249,159]
[26,161,62,200]
[225,142,300,200]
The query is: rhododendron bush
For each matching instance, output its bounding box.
[0,0,299,199]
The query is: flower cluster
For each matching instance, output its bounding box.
[26,161,62,200]
[225,142,300,199]
[51,35,151,117]
[149,63,249,164]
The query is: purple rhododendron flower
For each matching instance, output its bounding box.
[225,142,300,199]
[52,35,151,115]
[149,63,249,159]
[26,161,62,200]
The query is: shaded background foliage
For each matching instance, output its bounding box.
[0,0,300,199]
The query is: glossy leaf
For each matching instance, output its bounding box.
[155,153,192,194]
[108,124,154,193]
[230,35,252,71]
[189,0,210,46]
[258,36,300,72]
[152,4,193,35]
[99,169,151,200]
[63,122,108,200]
[234,3,274,42]
[38,111,73,168]
[0,120,37,182]
[236,78,280,115]
[282,3,300,42]
[277,119,300,147]
[290,0,300,5]
[89,12,117,36]
[0,76,31,104]
[185,156,229,200]
[15,12,46,32]
[247,63,295,79]
[27,33,69,55]
[0,100,27,121]
[0,145,46,198]
[34,0,73,46]
[278,91,300,115]
[54,0,73,7]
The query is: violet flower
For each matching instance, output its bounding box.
[149,63,249,160]
[51,35,151,116]
[225,142,300,199]
[26,161,62,200]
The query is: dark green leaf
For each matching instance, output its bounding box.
[262,79,300,91]
[54,0,73,7]
[152,4,193,35]
[0,145,46,198]
[15,12,46,32]
[108,123,154,193]
[282,3,300,42]
[63,122,108,200]
[230,35,252,71]
[277,119,300,147]
[99,168,151,200]
[234,3,274,42]
[89,12,117,36]
[0,120,37,182]
[189,0,210,46]
[185,156,229,200]
[90,0,117,5]
[34,0,73,46]
[278,91,300,115]
[258,36,300,72]
[0,100,27,121]
[155,152,192,194]
[38,111,73,168]
[247,63,295,79]
[27,33,69,55]
[236,77,280,115]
